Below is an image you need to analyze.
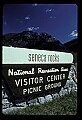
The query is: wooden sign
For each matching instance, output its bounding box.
[2,64,71,98]
[2,46,73,98]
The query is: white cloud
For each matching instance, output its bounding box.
[25,16,30,20]
[32,4,38,6]
[70,30,78,37]
[34,27,39,30]
[50,16,56,19]
[46,9,52,12]
[46,9,55,13]
[27,27,39,31]
[28,27,34,31]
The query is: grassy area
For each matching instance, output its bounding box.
[5,92,77,115]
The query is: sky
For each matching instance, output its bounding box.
[3,4,78,43]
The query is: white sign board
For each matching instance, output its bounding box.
[2,46,73,64]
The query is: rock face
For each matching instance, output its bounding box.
[3,31,64,50]
[3,31,77,52]
[64,38,77,52]
[2,64,77,114]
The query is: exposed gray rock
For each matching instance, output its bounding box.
[72,80,77,88]
[59,87,65,97]
[64,80,70,89]
[2,85,4,89]
[68,87,71,94]
[52,93,59,99]
[2,99,10,104]
[2,106,26,114]
[28,98,39,106]
[68,65,75,78]
[35,102,40,105]
[2,92,8,98]
[63,89,68,95]
[64,79,77,93]
[71,87,76,92]
[2,102,10,109]
[45,95,52,102]
[75,85,77,92]
[75,89,77,92]
[38,97,45,104]
[16,101,26,107]
[2,91,4,98]
[69,79,76,88]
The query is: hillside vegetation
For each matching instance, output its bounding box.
[4,91,77,115]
